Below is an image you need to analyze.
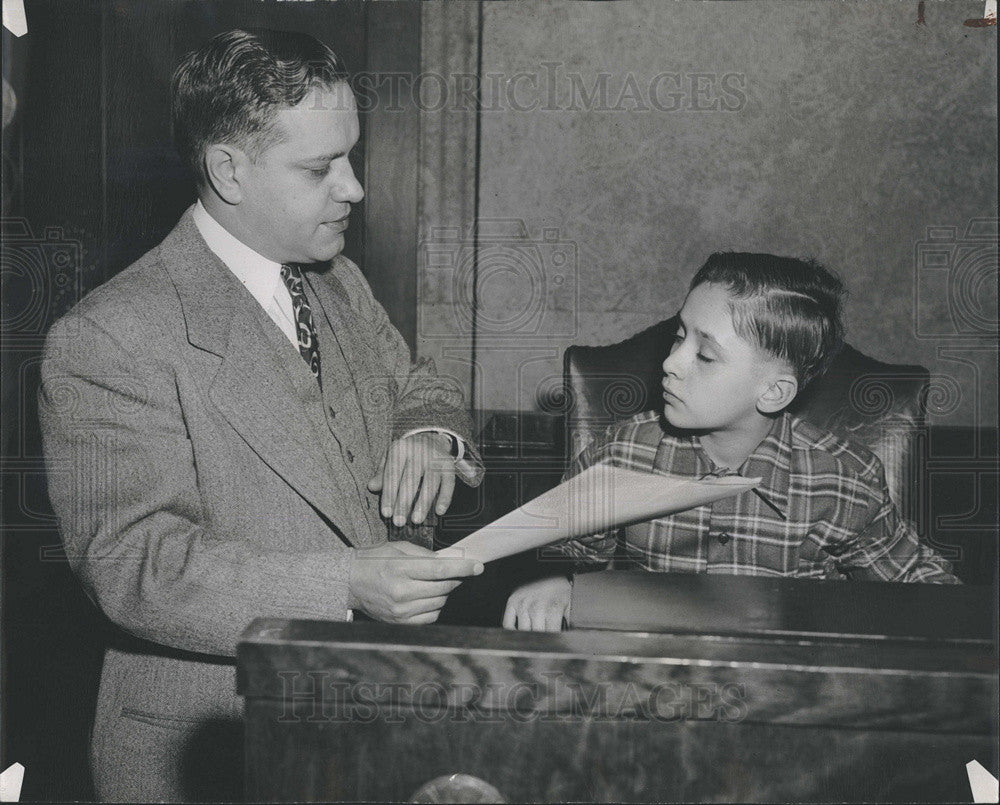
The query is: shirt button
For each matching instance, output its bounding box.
[717,532,731,545]
[346,449,355,463]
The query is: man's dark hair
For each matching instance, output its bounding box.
[690,252,846,390]
[171,28,348,185]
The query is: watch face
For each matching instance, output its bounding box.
[409,773,506,803]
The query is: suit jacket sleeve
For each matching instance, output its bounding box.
[39,313,356,658]
[336,256,485,487]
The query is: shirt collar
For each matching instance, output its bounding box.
[688,413,791,520]
[740,412,792,476]
[192,199,285,310]
[685,412,790,479]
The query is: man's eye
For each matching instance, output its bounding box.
[309,168,328,178]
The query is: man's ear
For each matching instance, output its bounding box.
[203,143,248,205]
[757,372,798,414]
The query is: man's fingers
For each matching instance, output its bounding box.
[401,610,442,626]
[383,578,461,603]
[380,452,405,520]
[391,541,435,557]
[398,594,449,618]
[435,467,456,516]
[518,609,532,632]
[405,557,483,581]
[393,459,421,526]
[411,470,440,524]
[415,578,463,598]
[367,459,386,492]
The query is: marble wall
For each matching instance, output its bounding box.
[418,0,997,427]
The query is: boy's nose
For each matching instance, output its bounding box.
[662,351,681,378]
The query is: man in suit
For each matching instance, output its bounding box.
[39,29,485,802]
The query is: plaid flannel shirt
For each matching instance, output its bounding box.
[553,410,959,583]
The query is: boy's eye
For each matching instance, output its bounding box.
[697,353,714,364]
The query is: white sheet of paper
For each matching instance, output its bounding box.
[439,463,759,564]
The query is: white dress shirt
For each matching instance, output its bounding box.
[192,200,300,348]
[191,201,471,471]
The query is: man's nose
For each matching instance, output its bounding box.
[333,163,364,204]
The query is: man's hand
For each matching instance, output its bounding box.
[502,576,572,632]
[348,541,483,624]
[368,433,455,526]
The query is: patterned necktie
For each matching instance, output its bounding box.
[280,264,321,383]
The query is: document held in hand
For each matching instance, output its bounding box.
[440,463,759,564]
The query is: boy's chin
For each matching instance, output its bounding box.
[663,404,697,430]
[663,403,723,433]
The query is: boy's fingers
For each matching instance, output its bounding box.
[502,602,517,630]
[545,608,564,632]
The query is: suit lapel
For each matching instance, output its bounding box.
[305,265,387,455]
[159,209,362,546]
[305,267,392,543]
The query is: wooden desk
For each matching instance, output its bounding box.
[238,578,997,803]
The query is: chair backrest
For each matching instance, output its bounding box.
[562,315,929,522]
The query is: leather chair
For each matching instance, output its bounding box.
[562,316,930,523]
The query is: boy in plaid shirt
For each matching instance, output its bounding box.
[504,253,958,632]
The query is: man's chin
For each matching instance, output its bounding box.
[306,233,346,263]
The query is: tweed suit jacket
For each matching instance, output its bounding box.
[38,208,482,802]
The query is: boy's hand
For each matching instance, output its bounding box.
[502,576,572,632]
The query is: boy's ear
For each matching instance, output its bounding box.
[757,372,798,414]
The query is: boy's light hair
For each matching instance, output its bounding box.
[690,252,846,390]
